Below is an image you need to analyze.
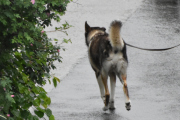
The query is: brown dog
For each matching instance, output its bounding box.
[85,20,131,111]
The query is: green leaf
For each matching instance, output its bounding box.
[6,93,15,103]
[39,92,46,99]
[33,98,41,106]
[49,115,55,120]
[44,97,51,105]
[34,110,44,118]
[53,78,57,87]
[42,102,47,109]
[54,77,60,83]
[0,80,7,87]
[14,14,20,18]
[27,114,34,120]
[23,103,32,110]
[1,19,7,25]
[2,0,11,5]
[33,115,39,120]
[48,79,51,84]
[45,108,52,117]
[21,110,30,118]
[11,109,20,117]
[63,38,72,43]
[3,101,11,113]
[18,83,24,93]
[22,73,29,83]
[54,39,58,42]
[36,107,45,113]
[0,77,11,87]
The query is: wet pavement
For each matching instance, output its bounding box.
[47,0,180,120]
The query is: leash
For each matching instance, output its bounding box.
[124,40,180,51]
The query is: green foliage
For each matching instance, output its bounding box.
[0,0,71,119]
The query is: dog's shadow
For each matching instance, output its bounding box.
[101,109,125,120]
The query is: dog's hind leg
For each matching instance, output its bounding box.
[109,72,116,110]
[96,73,105,103]
[101,71,110,111]
[118,74,131,111]
[117,61,131,111]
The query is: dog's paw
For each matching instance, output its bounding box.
[125,102,131,111]
[102,106,109,111]
[108,101,116,110]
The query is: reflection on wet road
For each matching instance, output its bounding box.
[123,0,180,119]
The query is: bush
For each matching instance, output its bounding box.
[0,0,71,119]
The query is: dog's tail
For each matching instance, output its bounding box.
[109,20,124,52]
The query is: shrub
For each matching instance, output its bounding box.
[0,0,71,119]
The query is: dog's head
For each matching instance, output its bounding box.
[85,21,106,46]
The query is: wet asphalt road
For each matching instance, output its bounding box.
[47,0,180,120]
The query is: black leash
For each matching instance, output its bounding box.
[125,41,180,51]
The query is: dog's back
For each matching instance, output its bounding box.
[89,33,111,73]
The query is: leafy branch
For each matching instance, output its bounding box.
[0,0,72,119]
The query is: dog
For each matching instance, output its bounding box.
[85,20,131,111]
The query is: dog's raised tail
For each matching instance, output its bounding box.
[109,20,124,52]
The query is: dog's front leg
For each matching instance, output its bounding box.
[101,71,109,111]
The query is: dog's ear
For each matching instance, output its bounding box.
[101,27,106,31]
[85,21,91,32]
